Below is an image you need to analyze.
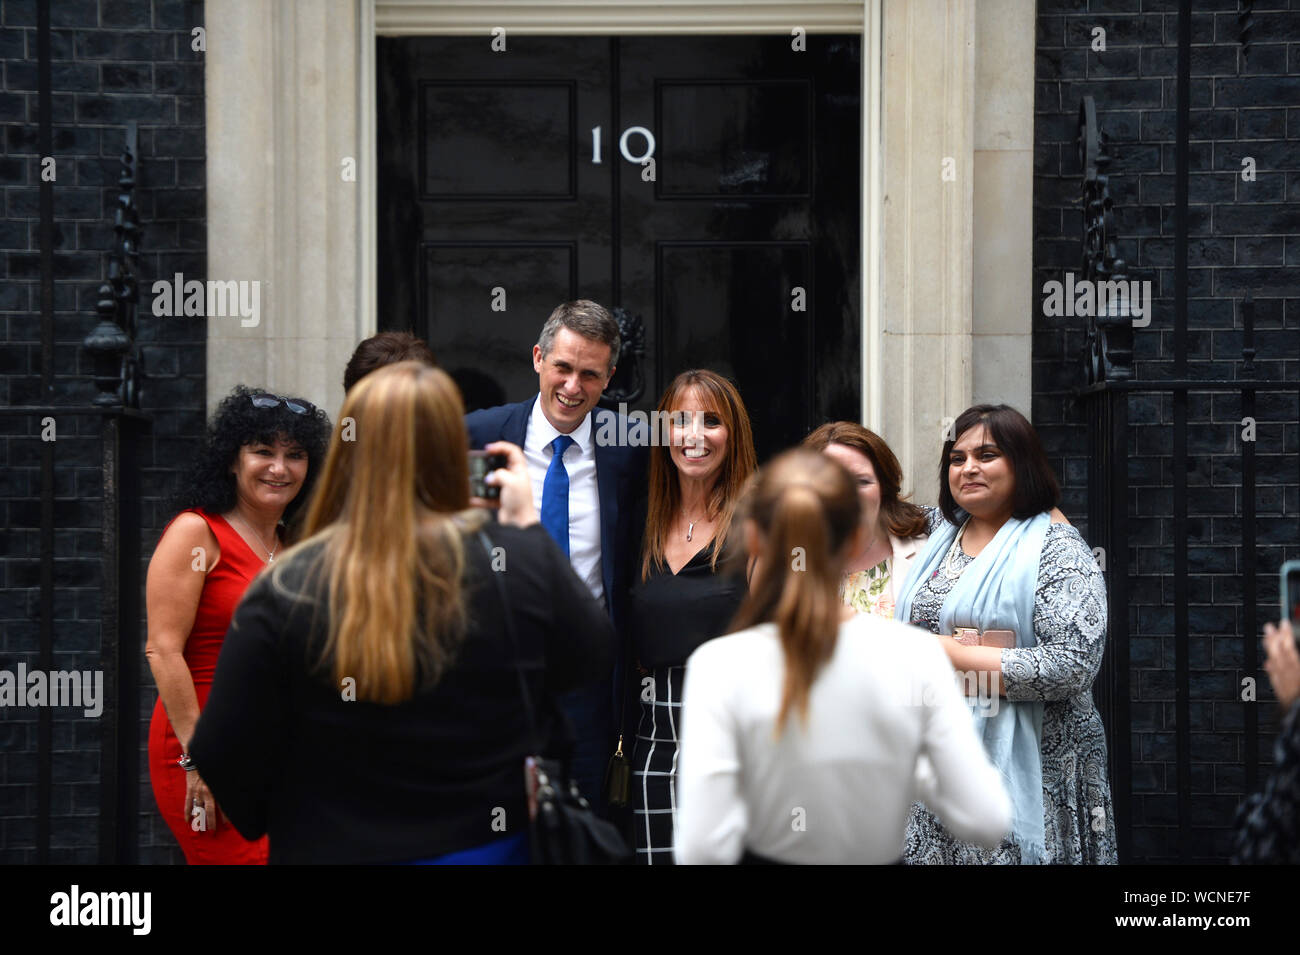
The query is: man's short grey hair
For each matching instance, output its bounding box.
[536,300,621,373]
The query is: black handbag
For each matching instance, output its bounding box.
[603,735,631,809]
[479,532,632,865]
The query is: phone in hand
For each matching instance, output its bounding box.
[1282,560,1300,629]
[468,450,508,501]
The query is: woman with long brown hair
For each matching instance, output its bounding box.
[189,362,614,863]
[803,422,929,618]
[675,449,1010,864]
[627,369,756,864]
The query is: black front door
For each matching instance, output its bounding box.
[378,35,860,461]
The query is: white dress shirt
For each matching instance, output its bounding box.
[524,396,604,606]
[675,614,1011,864]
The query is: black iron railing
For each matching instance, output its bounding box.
[12,79,151,859]
[1075,0,1300,862]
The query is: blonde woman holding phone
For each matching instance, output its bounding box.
[189,363,614,863]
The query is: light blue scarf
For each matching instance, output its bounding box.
[894,511,1050,864]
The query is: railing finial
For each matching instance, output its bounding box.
[1077,96,1135,385]
[83,120,142,407]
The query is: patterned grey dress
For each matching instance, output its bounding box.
[903,508,1119,864]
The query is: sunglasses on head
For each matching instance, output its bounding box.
[250,393,314,415]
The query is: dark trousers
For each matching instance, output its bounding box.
[557,681,613,815]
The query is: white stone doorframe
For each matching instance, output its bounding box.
[205,0,1034,506]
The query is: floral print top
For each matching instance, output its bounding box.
[840,559,895,619]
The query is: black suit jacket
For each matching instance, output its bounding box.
[465,395,649,642]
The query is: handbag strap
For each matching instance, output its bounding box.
[476,529,542,756]
[612,604,633,752]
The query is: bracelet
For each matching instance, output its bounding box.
[177,753,197,771]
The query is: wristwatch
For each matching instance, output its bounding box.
[177,753,197,771]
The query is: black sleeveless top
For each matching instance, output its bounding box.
[628,537,747,669]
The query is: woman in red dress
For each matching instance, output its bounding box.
[145,387,331,864]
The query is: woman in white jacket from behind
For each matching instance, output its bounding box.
[675,449,1011,865]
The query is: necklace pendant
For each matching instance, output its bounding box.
[686,521,695,542]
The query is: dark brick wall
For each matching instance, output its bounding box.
[3,0,1297,868]
[1034,0,1300,861]
[1,0,205,864]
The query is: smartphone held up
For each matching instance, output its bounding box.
[468,450,508,501]
[1282,561,1300,643]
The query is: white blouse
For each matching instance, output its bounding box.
[675,614,1011,864]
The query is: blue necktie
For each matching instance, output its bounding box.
[540,435,575,558]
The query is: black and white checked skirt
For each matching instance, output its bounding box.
[631,665,685,865]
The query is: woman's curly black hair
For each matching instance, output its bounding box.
[169,385,333,535]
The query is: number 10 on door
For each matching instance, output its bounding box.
[592,126,656,165]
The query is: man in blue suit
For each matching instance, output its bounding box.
[466,300,648,806]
